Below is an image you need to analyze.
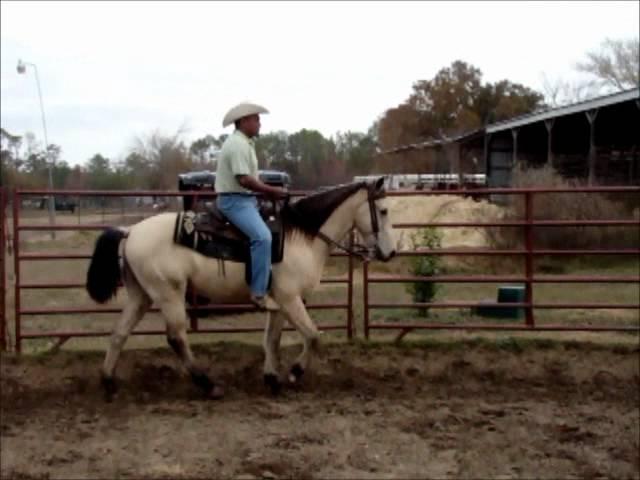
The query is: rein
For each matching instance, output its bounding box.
[315,184,383,261]
[315,230,370,260]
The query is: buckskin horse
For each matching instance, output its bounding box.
[86,178,397,400]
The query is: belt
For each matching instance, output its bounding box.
[218,192,254,197]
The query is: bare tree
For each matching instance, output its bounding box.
[576,37,639,91]
[541,73,598,107]
[129,123,193,190]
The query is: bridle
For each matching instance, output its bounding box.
[315,184,383,260]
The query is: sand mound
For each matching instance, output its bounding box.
[388,195,507,249]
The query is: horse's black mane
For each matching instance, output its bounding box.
[282,182,368,237]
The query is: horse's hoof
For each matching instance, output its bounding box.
[264,374,281,395]
[191,369,218,397]
[101,375,117,402]
[310,336,322,353]
[288,364,304,384]
[208,384,225,400]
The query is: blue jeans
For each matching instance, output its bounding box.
[217,194,272,296]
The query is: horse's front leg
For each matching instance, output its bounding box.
[289,334,321,384]
[263,311,285,394]
[278,296,321,384]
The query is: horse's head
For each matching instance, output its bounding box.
[354,177,397,262]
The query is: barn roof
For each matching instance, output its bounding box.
[380,88,639,155]
[486,87,639,134]
[380,128,484,155]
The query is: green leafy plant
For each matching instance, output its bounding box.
[406,227,443,317]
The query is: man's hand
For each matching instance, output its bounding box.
[237,175,288,199]
[269,186,289,199]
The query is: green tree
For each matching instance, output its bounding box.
[189,134,218,170]
[255,131,289,169]
[288,129,335,188]
[52,160,71,189]
[1,128,23,187]
[86,153,113,190]
[17,138,63,187]
[122,151,151,188]
[335,130,377,176]
[378,60,544,151]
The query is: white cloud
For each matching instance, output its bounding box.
[1,0,638,165]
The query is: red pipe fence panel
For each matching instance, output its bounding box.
[11,189,354,352]
[362,186,640,338]
[5,185,639,351]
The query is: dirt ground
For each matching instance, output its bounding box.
[1,340,638,479]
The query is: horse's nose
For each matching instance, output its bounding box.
[379,249,396,261]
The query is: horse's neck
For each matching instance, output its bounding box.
[310,189,367,261]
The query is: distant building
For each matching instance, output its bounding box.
[379,88,640,187]
[353,173,485,191]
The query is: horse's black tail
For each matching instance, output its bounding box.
[86,228,127,304]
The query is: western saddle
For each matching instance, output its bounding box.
[174,198,286,285]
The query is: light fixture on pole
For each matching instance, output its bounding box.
[17,59,56,239]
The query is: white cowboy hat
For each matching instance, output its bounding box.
[222,102,269,128]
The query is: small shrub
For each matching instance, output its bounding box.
[406,228,443,317]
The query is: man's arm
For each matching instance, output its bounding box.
[236,175,287,198]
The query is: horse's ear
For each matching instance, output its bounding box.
[374,177,385,191]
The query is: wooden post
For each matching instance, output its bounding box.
[511,129,519,167]
[585,109,598,185]
[483,133,492,177]
[544,119,555,169]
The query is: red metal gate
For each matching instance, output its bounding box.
[12,189,354,352]
[363,186,640,338]
[1,187,7,350]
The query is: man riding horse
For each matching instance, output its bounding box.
[86,103,397,400]
[216,102,286,311]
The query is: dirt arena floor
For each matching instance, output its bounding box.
[1,339,638,479]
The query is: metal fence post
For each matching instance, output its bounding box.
[347,230,354,340]
[189,292,199,332]
[524,191,535,327]
[0,187,6,351]
[363,259,370,340]
[12,189,21,352]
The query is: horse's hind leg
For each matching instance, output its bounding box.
[159,297,224,399]
[101,273,150,400]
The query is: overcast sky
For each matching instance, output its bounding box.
[1,1,638,166]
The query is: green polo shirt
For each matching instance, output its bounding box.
[214,130,259,193]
